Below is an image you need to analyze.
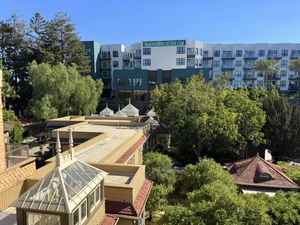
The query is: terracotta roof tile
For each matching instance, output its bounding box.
[105,179,153,216]
[116,133,150,164]
[226,156,299,189]
[100,214,118,225]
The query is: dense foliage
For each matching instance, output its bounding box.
[3,109,24,143]
[27,62,103,121]
[151,75,266,161]
[143,152,176,220]
[277,161,300,185]
[159,158,300,225]
[261,90,300,158]
[0,12,91,112]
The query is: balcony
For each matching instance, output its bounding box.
[267,74,281,80]
[203,53,213,59]
[244,73,257,80]
[203,63,212,69]
[222,54,235,59]
[101,53,111,60]
[187,49,196,57]
[123,54,131,61]
[290,54,300,59]
[243,53,257,59]
[222,64,235,70]
[133,63,141,69]
[268,54,281,59]
[133,52,141,59]
[243,64,255,70]
[101,64,111,69]
[289,73,300,80]
[289,83,300,91]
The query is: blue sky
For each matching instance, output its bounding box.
[1,0,300,45]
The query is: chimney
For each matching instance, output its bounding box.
[0,70,6,171]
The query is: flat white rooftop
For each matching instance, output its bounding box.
[105,172,134,184]
[74,123,143,163]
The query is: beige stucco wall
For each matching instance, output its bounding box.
[0,70,6,171]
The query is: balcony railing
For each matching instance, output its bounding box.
[203,64,212,68]
[133,52,141,58]
[289,84,300,91]
[267,74,281,80]
[289,73,300,80]
[133,63,141,69]
[187,49,196,56]
[243,53,257,59]
[101,64,111,69]
[268,54,281,59]
[203,53,213,58]
[244,64,255,69]
[291,53,300,59]
[123,54,131,61]
[244,74,257,80]
[222,54,235,59]
[101,54,111,59]
[222,64,234,69]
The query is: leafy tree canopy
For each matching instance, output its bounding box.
[27,61,102,121]
[151,74,266,161]
[3,109,24,144]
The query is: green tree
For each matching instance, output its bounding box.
[42,12,90,75]
[253,59,278,87]
[262,91,300,158]
[267,191,300,225]
[289,57,300,74]
[144,152,176,188]
[146,184,170,221]
[3,109,24,144]
[0,14,33,112]
[178,158,236,194]
[27,61,102,121]
[0,63,18,109]
[159,204,200,225]
[151,75,265,161]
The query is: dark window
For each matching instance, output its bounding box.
[281,49,288,57]
[258,50,265,57]
[236,50,242,57]
[113,51,118,57]
[213,50,220,57]
[176,46,185,54]
[113,61,119,68]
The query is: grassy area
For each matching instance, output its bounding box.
[277,161,300,185]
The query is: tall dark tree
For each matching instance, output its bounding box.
[43,12,90,75]
[0,14,33,111]
[262,92,300,158]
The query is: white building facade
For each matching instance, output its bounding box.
[84,40,300,95]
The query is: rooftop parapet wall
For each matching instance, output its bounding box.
[91,163,146,204]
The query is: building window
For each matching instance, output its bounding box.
[235,60,242,67]
[73,200,87,225]
[291,50,300,57]
[143,59,151,66]
[113,61,119,68]
[213,70,221,77]
[176,46,185,54]
[213,60,220,67]
[235,71,242,77]
[143,48,151,55]
[89,185,101,212]
[176,58,185,65]
[203,50,209,57]
[213,50,220,57]
[268,50,278,58]
[86,48,91,54]
[113,51,118,57]
[281,49,288,57]
[281,60,288,68]
[26,212,61,225]
[280,70,287,77]
[236,50,242,57]
[258,50,265,57]
[280,80,286,87]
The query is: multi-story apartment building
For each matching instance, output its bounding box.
[82,40,300,101]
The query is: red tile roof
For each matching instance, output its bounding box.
[116,133,151,164]
[101,214,118,225]
[105,179,153,217]
[226,156,299,189]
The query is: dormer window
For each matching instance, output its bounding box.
[259,173,272,179]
